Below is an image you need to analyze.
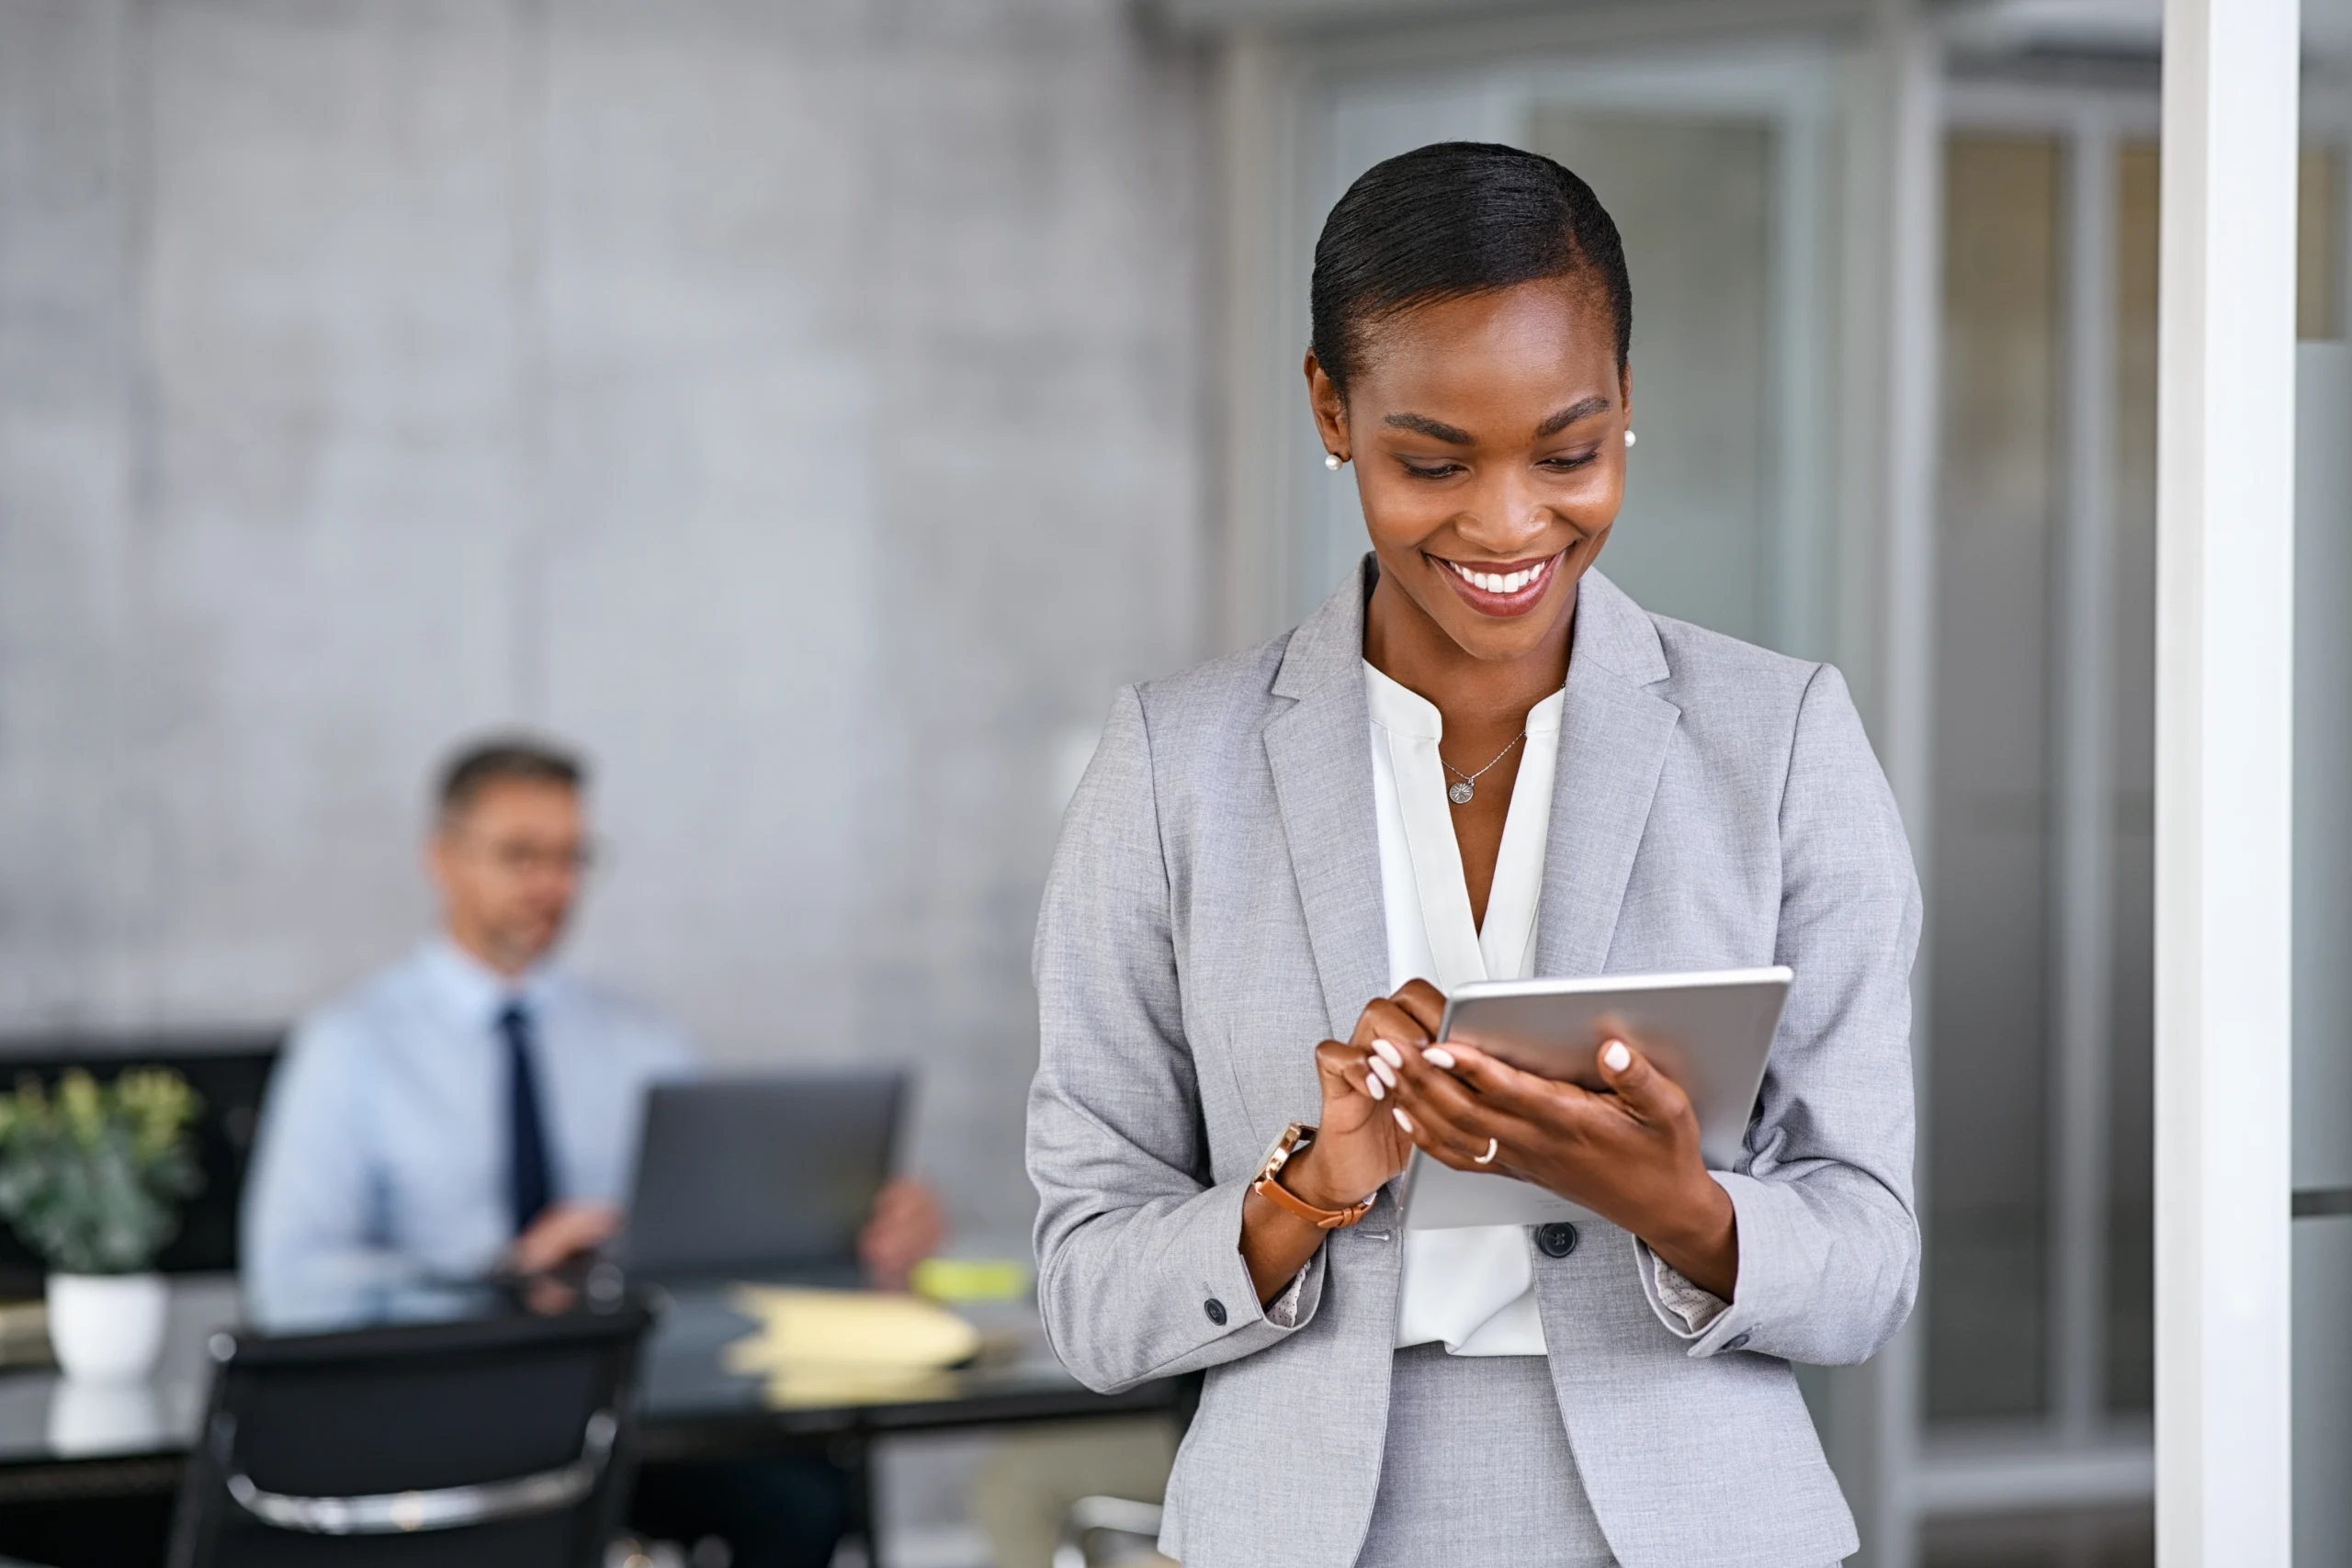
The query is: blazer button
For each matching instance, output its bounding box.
[1535,1223,1579,1258]
[1204,1298,1228,1326]
[1724,1330,1752,1351]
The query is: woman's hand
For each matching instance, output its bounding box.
[1279,978,1443,1210]
[1384,1035,1739,1300]
[1237,979,1445,1303]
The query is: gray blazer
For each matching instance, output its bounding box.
[1028,561,1921,1568]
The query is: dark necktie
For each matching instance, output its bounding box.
[498,1001,554,1237]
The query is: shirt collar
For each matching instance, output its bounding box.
[417,936,558,1030]
[1364,661,1442,739]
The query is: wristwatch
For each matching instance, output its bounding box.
[1250,1122,1374,1230]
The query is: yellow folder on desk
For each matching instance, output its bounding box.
[722,1286,980,1407]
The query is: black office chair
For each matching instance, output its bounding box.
[166,1299,653,1568]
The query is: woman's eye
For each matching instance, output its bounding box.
[1398,459,1464,479]
[1540,452,1599,472]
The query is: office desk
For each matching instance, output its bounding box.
[0,1275,1186,1563]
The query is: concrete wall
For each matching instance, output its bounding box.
[0,0,1209,1242]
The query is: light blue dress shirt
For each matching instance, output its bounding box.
[242,939,695,1324]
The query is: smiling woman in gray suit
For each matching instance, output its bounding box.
[1026,142,1921,1568]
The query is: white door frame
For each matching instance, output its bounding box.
[2154,0,2301,1561]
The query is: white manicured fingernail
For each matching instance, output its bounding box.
[1602,1040,1632,1072]
[1372,1038,1405,1069]
[1421,1046,1456,1070]
[1370,1056,1397,1088]
[1393,1107,1414,1134]
[1366,1074,1386,1100]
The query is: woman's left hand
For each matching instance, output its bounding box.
[1383,1036,1739,1300]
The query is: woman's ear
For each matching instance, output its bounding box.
[1618,358,1634,430]
[1304,350,1350,457]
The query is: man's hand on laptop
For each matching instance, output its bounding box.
[508,1200,622,1276]
[859,1177,945,1292]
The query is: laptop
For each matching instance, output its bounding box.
[616,1069,907,1284]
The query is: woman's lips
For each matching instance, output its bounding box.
[1430,551,1563,618]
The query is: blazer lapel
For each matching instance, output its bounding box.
[1265,560,1390,1038]
[1534,570,1682,978]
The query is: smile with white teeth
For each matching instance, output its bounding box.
[1442,556,1554,595]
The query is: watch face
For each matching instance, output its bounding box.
[1260,1122,1316,1184]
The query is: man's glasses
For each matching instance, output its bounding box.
[458,837,601,876]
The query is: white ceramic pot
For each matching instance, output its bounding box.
[46,1272,168,1383]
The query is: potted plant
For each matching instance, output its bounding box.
[0,1069,202,1382]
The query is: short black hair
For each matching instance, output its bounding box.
[436,736,585,824]
[1309,141,1631,400]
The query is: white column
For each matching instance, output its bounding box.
[2155,1,2300,1562]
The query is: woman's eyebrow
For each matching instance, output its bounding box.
[1534,396,1613,438]
[1383,412,1476,445]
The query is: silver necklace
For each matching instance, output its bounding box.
[1442,731,1526,805]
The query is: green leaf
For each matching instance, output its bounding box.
[0,1067,205,1274]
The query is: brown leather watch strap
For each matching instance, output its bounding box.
[1251,1170,1374,1230]
[1251,1122,1374,1230]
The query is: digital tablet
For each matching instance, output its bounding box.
[1399,966,1792,1231]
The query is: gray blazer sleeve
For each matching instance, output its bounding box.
[1662,664,1923,1364]
[1028,686,1324,1393]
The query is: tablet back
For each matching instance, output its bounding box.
[619,1070,905,1280]
[1402,966,1790,1231]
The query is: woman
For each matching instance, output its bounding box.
[1026,142,1919,1568]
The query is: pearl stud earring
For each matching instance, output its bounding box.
[1623,430,1637,448]
[1325,452,1344,470]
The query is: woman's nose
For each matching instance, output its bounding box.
[1456,468,1553,551]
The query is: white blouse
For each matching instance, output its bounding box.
[1364,661,1725,1355]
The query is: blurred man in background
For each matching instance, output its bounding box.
[243,735,943,1564]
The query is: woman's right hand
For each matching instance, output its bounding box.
[1283,979,1446,1210]
[1238,979,1445,1304]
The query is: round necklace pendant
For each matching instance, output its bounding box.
[1447,780,1475,806]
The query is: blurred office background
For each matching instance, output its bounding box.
[0,0,1207,1248]
[3,1,2350,1565]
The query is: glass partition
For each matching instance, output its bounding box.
[1295,50,1849,665]
[1929,130,2064,1425]
[1925,105,2164,1446]
[2295,7,2352,1563]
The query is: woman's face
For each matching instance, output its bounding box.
[1308,276,1628,665]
